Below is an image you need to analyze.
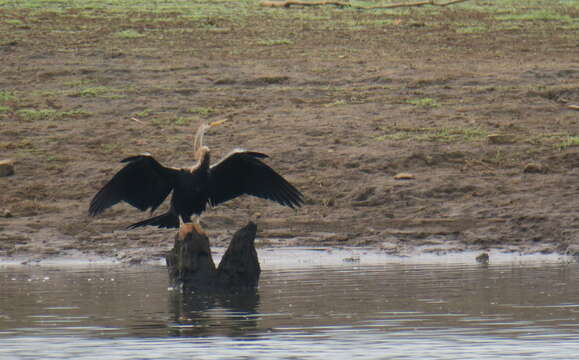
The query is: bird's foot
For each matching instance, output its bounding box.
[177,221,206,240]
[178,222,194,240]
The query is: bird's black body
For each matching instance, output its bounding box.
[89,147,303,229]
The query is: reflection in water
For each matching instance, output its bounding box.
[168,289,260,337]
[0,259,578,359]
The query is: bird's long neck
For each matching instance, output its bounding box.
[193,124,209,160]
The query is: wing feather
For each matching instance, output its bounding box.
[208,150,303,209]
[89,155,178,216]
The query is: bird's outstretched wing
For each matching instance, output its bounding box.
[208,150,304,209]
[89,155,179,216]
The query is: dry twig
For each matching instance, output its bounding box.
[260,0,469,9]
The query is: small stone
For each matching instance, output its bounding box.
[0,159,15,177]
[476,252,489,265]
[488,134,516,145]
[394,172,415,180]
[2,209,12,218]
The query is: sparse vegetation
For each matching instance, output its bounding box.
[186,107,215,116]
[152,116,197,127]
[0,90,17,104]
[74,86,117,98]
[377,127,488,143]
[113,29,145,39]
[16,109,91,121]
[406,98,441,108]
[134,109,153,118]
[557,136,579,150]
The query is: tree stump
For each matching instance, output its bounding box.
[166,222,260,292]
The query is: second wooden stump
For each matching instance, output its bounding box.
[166,222,261,291]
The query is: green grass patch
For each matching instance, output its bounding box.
[16,108,91,121]
[0,90,17,104]
[113,29,145,39]
[557,136,579,150]
[325,99,349,107]
[4,19,25,26]
[456,25,488,34]
[134,109,153,118]
[186,107,215,116]
[0,105,11,113]
[496,10,573,23]
[152,116,197,127]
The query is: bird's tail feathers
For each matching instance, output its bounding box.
[127,213,179,229]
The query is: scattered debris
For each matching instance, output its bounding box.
[394,172,416,180]
[476,252,489,265]
[0,159,15,177]
[523,163,548,174]
[343,256,360,263]
[488,134,516,145]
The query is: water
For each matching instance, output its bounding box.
[0,252,578,359]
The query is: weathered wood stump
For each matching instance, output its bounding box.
[166,222,260,291]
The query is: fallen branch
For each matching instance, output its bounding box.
[260,0,469,9]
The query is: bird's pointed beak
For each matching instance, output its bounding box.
[208,119,227,127]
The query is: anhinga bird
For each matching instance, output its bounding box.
[88,120,303,234]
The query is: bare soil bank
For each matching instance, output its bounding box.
[1,2,579,263]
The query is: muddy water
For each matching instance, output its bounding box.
[0,254,578,359]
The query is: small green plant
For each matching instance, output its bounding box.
[457,25,488,34]
[557,136,579,150]
[114,30,145,39]
[406,98,441,108]
[174,117,192,125]
[0,90,17,103]
[496,10,572,23]
[325,99,348,107]
[186,107,215,116]
[4,19,24,26]
[134,109,153,118]
[0,105,10,113]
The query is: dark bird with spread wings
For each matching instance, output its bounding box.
[88,120,303,234]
